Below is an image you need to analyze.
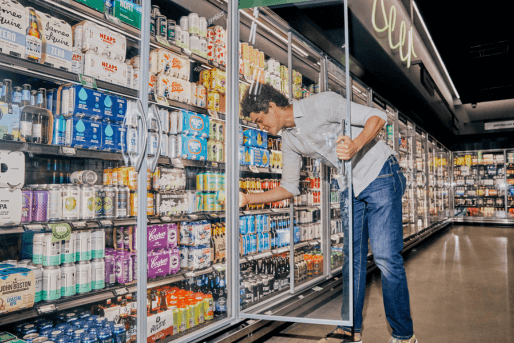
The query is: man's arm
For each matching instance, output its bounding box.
[239,186,293,207]
[336,116,386,160]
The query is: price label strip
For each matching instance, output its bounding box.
[249,165,260,173]
[155,36,171,48]
[79,74,97,89]
[37,304,57,315]
[113,287,129,296]
[61,147,76,155]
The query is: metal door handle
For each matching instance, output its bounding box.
[121,100,147,170]
[147,104,162,173]
[421,171,427,188]
[134,100,148,173]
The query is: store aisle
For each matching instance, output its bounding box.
[261,225,514,343]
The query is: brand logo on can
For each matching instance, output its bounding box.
[104,196,113,212]
[188,139,201,154]
[190,116,204,130]
[65,197,76,211]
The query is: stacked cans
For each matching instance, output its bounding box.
[207,118,225,163]
[207,25,226,66]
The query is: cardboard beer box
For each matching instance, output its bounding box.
[181,111,209,138]
[114,0,142,30]
[36,11,73,71]
[0,103,21,141]
[67,84,105,119]
[181,135,207,161]
[83,52,128,86]
[0,267,35,313]
[152,167,186,191]
[65,116,103,149]
[103,94,127,123]
[150,48,190,80]
[0,188,21,227]
[0,0,26,58]
[147,308,174,343]
[0,150,25,188]
[168,77,191,104]
[78,20,127,61]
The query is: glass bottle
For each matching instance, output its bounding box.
[26,8,42,62]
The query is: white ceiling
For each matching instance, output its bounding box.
[462,99,514,122]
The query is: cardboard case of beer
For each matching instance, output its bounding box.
[155,193,188,216]
[0,150,25,189]
[65,116,102,149]
[147,308,174,342]
[0,102,20,141]
[83,52,128,86]
[0,0,26,58]
[181,135,207,161]
[0,188,21,227]
[150,48,190,81]
[0,267,35,313]
[181,111,209,138]
[156,75,191,104]
[66,84,104,119]
[114,0,142,30]
[36,10,73,71]
[78,20,127,61]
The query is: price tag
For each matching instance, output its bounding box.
[155,96,169,106]
[71,222,86,229]
[105,13,121,25]
[155,36,171,48]
[271,249,278,255]
[184,272,195,278]
[242,120,248,125]
[113,288,128,296]
[212,61,220,68]
[212,264,224,271]
[24,224,44,232]
[148,218,161,224]
[79,74,97,89]
[312,286,323,291]
[243,211,252,215]
[246,255,254,261]
[86,221,99,228]
[210,213,218,218]
[249,165,259,173]
[37,304,57,314]
[181,48,192,56]
[334,277,339,281]
[100,220,113,227]
[307,172,314,178]
[211,162,218,168]
[61,147,76,155]
[172,158,184,168]
[187,214,198,220]
[161,216,172,222]
[207,109,219,119]
[298,295,304,300]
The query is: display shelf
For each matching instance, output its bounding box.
[160,314,229,343]
[0,52,138,99]
[295,239,321,249]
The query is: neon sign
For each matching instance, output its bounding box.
[372,0,417,68]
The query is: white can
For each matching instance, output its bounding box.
[91,258,105,290]
[199,38,207,57]
[148,132,159,155]
[169,111,179,134]
[179,16,188,32]
[175,135,182,158]
[60,263,76,297]
[189,35,200,55]
[80,185,95,220]
[76,260,91,294]
[190,83,197,106]
[168,134,176,159]
[149,50,158,74]
[73,25,83,48]
[62,184,80,220]
[160,134,168,157]
[159,109,170,133]
[33,233,45,265]
[61,88,70,116]
[181,31,190,50]
[75,229,91,261]
[199,17,207,38]
[175,26,182,47]
[91,229,105,259]
[28,264,43,303]
[126,61,134,89]
[43,233,61,266]
[42,265,61,301]
[71,48,84,74]
[48,184,63,221]
[61,231,76,264]
[71,170,98,185]
[188,13,199,35]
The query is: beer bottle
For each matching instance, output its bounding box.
[26,8,42,62]
[159,291,167,312]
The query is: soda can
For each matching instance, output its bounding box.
[116,186,129,218]
[93,185,104,218]
[158,16,167,38]
[73,329,86,340]
[113,324,126,343]
[199,17,207,38]
[104,254,115,285]
[179,16,188,32]
[168,134,176,159]
[103,185,117,219]
[21,326,39,336]
[98,328,111,343]
[33,185,49,222]
[39,327,54,338]
[91,229,105,258]
[21,188,33,223]
[61,231,76,263]
[60,263,76,297]
[71,170,98,185]
[47,184,63,221]
[167,19,176,44]
[43,232,61,266]
[91,258,105,290]
[52,114,66,145]
[71,48,84,74]
[82,334,97,343]
[62,184,80,220]
[127,127,138,155]
[76,260,91,293]
[63,325,76,336]
[75,229,91,261]
[159,109,170,133]
[27,263,43,303]
[160,134,168,157]
[43,265,61,301]
[148,132,159,155]
[80,185,95,220]
[61,87,70,116]
[150,16,156,36]
[55,335,70,343]
[188,12,199,35]
[33,233,45,264]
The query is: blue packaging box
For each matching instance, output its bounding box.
[181,111,210,138]
[243,129,268,148]
[67,85,104,119]
[253,148,270,168]
[104,95,127,123]
[65,117,102,149]
[181,135,207,160]
[102,122,118,151]
[239,146,247,165]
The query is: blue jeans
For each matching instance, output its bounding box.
[340,155,413,340]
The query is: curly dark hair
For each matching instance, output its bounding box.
[240,83,290,119]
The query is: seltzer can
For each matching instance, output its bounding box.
[42,265,61,301]
[75,229,92,261]
[48,184,63,221]
[91,258,105,290]
[43,232,61,266]
[76,260,92,293]
[62,184,80,220]
[60,263,76,297]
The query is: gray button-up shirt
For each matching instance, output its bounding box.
[280,92,394,197]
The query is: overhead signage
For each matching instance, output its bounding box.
[372,0,417,68]
[484,120,514,131]
[239,0,309,9]
[420,67,435,96]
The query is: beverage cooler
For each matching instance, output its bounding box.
[0,0,454,342]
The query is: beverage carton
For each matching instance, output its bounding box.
[36,11,73,71]
[102,121,118,151]
[83,52,128,86]
[147,224,168,251]
[0,267,35,313]
[0,188,21,227]
[148,250,170,278]
[0,0,26,58]
[78,20,126,61]
[67,85,104,119]
[181,135,207,161]
[65,116,103,149]
[113,0,142,30]
[181,111,209,138]
[0,150,25,188]
[150,48,189,80]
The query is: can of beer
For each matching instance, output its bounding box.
[91,229,105,259]
[33,233,44,264]
[91,258,105,290]
[27,263,43,303]
[94,185,104,218]
[103,168,113,186]
[43,232,61,266]
[113,324,126,343]
[179,16,188,32]
[158,16,167,38]
[148,132,159,155]
[61,231,76,264]
[188,12,199,35]
[47,184,63,221]
[71,48,84,74]
[167,19,176,44]
[73,329,86,341]
[62,184,80,220]
[116,186,129,218]
[33,185,49,222]
[160,134,168,157]
[71,170,98,185]
[80,185,95,220]
[199,17,207,38]
[22,333,40,342]
[104,254,115,285]
[21,188,33,223]
[60,263,76,297]
[75,229,91,261]
[43,265,61,301]
[103,185,117,219]
[147,192,155,216]
[76,260,91,293]
[168,134,176,159]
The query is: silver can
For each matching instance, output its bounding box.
[27,264,43,303]
[62,184,80,220]
[94,185,104,218]
[76,260,91,294]
[75,229,91,261]
[48,184,62,221]
[105,254,115,285]
[70,170,98,185]
[199,17,207,38]
[42,265,61,301]
[175,134,182,158]
[188,12,199,36]
[175,25,182,47]
[102,185,117,219]
[42,232,61,266]
[74,24,83,48]
[91,258,105,290]
[116,186,129,219]
[160,134,168,157]
[60,231,76,264]
[159,109,170,133]
[157,16,167,38]
[80,185,95,220]
[91,229,105,259]
[60,263,76,297]
[71,47,84,74]
[33,233,44,265]
[148,132,159,155]
[168,134,176,159]
[22,333,40,342]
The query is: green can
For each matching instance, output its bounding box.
[188,301,196,328]
[169,305,179,334]
[204,294,214,320]
[178,304,189,332]
[195,296,205,324]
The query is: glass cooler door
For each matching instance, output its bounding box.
[415,130,428,231]
[398,114,416,238]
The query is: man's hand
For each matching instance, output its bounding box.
[336,135,361,161]
[239,192,248,208]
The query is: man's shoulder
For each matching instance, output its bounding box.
[298,91,344,108]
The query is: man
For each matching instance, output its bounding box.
[239,83,416,343]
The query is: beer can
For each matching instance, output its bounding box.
[199,17,207,38]
[75,229,91,261]
[160,134,168,156]
[103,185,117,219]
[150,16,156,36]
[130,191,138,217]
[48,184,63,221]
[148,132,159,155]
[21,188,33,223]
[27,263,43,303]
[111,168,119,185]
[117,168,127,187]
[71,170,98,185]
[197,85,206,108]
[116,186,129,218]
[147,192,155,216]
[76,260,91,293]
[94,185,104,218]
[167,19,176,44]
[60,263,76,297]
[127,167,137,191]
[61,231,76,264]
[103,168,112,186]
[33,185,49,222]
[127,127,138,155]
[43,232,61,266]
[71,48,84,74]
[188,12,199,35]
[168,134,176,159]
[179,16,188,32]
[91,229,105,258]
[91,258,105,290]
[104,255,115,285]
[80,185,95,220]
[62,184,80,220]
[43,265,61,301]
[158,16,167,38]
[33,233,45,264]
[61,86,70,116]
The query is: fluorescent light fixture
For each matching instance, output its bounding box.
[239,10,309,57]
[413,1,460,99]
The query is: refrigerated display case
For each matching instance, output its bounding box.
[397,114,416,238]
[415,130,428,230]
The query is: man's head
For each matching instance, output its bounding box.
[240,83,290,135]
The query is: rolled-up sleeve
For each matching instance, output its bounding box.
[279,134,302,197]
[323,92,387,128]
